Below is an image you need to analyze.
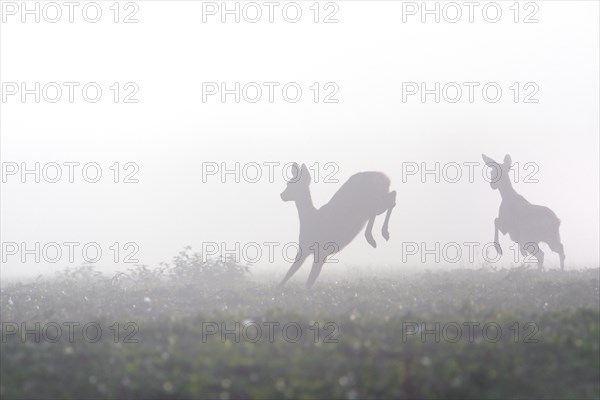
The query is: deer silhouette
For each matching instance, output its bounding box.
[278,163,396,288]
[482,154,565,270]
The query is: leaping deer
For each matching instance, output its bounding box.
[278,163,396,288]
[482,154,565,270]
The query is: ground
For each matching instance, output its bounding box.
[1,256,599,399]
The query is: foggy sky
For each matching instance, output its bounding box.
[1,1,598,279]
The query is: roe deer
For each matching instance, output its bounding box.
[482,154,565,270]
[278,163,397,288]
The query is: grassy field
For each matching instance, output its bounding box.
[1,251,599,399]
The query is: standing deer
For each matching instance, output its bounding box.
[278,163,396,288]
[482,154,565,270]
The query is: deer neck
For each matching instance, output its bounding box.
[498,180,518,201]
[295,191,317,228]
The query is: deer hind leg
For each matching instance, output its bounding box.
[306,260,325,288]
[278,252,308,288]
[365,216,377,248]
[381,190,397,241]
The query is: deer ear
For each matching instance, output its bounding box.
[504,154,512,167]
[301,163,311,183]
[482,154,495,165]
[290,163,300,179]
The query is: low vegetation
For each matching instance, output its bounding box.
[1,248,598,399]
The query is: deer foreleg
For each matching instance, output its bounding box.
[306,260,325,288]
[494,217,502,256]
[535,247,545,270]
[278,252,308,288]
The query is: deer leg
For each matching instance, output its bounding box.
[548,236,566,271]
[306,260,325,289]
[519,242,528,257]
[365,216,377,248]
[520,242,540,268]
[278,252,308,288]
[381,190,396,241]
[535,246,545,270]
[494,218,502,256]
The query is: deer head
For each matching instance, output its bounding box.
[482,154,512,191]
[280,163,311,202]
